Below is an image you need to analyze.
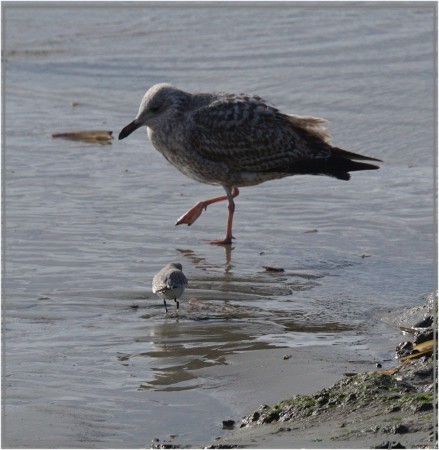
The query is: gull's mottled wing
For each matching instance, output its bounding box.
[186,93,332,173]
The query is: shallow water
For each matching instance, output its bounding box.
[2,3,436,448]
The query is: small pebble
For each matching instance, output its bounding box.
[222,420,235,429]
[283,354,292,360]
[413,315,433,328]
[374,441,406,449]
[392,424,409,434]
[263,265,285,272]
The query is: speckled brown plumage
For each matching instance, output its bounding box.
[119,83,381,244]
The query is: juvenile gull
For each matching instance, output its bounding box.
[119,83,381,245]
[152,263,188,313]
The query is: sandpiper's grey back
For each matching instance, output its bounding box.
[152,262,188,312]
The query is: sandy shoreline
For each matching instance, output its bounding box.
[5,299,435,449]
[150,341,398,448]
[199,298,437,450]
[150,297,436,449]
[197,345,380,419]
[206,358,435,449]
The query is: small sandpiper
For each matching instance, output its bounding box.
[152,263,188,313]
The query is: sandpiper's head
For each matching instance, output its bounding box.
[167,262,183,271]
[119,83,186,140]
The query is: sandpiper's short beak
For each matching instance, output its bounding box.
[119,119,142,140]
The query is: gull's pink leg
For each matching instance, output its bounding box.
[209,187,238,245]
[175,187,239,245]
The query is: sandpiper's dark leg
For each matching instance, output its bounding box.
[163,299,168,313]
[174,298,179,309]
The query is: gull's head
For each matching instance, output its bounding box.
[119,83,186,140]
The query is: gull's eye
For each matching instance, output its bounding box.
[149,105,160,113]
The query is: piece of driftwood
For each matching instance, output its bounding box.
[52,130,113,143]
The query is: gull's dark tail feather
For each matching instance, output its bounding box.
[286,147,382,181]
[332,147,382,163]
[329,147,382,180]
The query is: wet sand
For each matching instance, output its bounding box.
[199,297,437,450]
[149,345,388,448]
[196,346,375,418]
[3,344,377,449]
[6,332,435,450]
[209,358,435,450]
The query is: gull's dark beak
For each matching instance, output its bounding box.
[118,119,143,140]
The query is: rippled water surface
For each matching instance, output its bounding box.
[2,3,436,448]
